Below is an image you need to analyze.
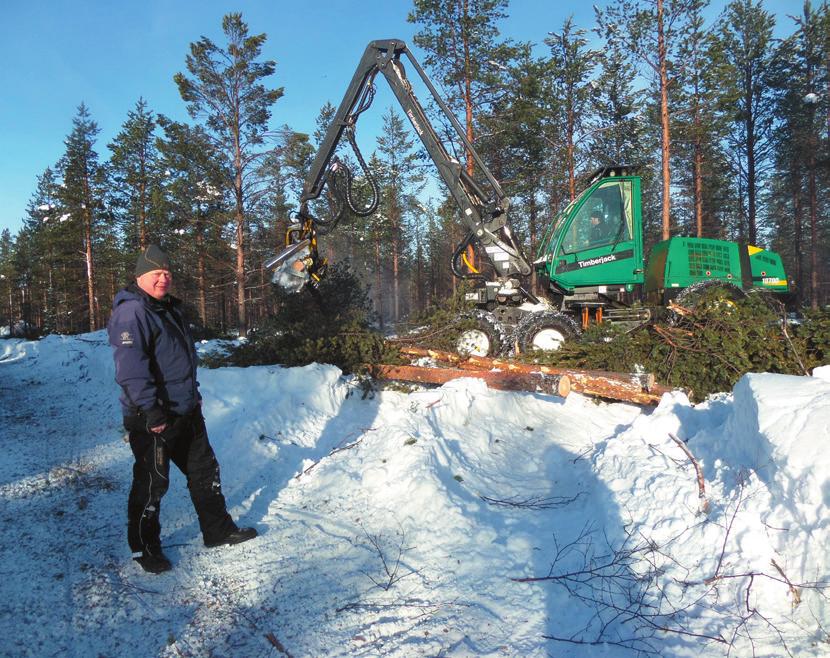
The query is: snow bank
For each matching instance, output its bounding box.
[812,364,830,381]
[591,373,829,654]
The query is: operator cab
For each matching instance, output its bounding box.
[536,166,645,299]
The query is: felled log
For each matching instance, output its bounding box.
[369,364,571,398]
[398,346,671,406]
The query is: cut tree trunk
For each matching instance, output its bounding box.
[397,346,671,405]
[370,364,571,399]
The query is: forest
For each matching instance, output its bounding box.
[0,0,828,338]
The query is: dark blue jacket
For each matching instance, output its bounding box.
[107,283,199,425]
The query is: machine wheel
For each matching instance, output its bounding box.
[668,280,746,326]
[456,311,504,357]
[516,312,581,354]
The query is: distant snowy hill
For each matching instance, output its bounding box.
[0,332,827,657]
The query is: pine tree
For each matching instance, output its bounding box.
[587,24,650,169]
[107,98,164,251]
[10,229,35,333]
[771,2,830,308]
[280,128,314,203]
[545,18,598,201]
[0,229,15,334]
[55,103,108,331]
[313,102,337,148]
[670,0,715,237]
[409,0,513,291]
[408,197,433,315]
[256,132,295,253]
[586,19,662,247]
[477,42,548,292]
[769,19,809,302]
[597,0,699,241]
[426,196,460,303]
[408,0,509,177]
[18,168,65,332]
[376,107,425,324]
[174,12,284,337]
[157,118,229,327]
[792,1,829,309]
[709,0,777,245]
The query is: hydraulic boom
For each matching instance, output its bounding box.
[266,39,534,305]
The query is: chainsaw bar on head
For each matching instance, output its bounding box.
[264,239,312,271]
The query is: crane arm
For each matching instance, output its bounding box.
[268,39,532,297]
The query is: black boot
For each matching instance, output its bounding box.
[134,547,172,573]
[204,526,258,548]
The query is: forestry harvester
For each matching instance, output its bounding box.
[266,40,790,356]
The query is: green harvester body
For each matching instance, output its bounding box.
[535,167,789,309]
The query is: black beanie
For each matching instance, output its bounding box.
[135,244,171,277]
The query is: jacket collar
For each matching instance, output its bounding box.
[126,282,181,311]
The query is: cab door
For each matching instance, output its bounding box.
[550,178,644,291]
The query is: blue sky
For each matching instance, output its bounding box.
[0,0,799,235]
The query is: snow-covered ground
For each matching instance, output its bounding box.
[0,332,828,657]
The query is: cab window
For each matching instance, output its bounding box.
[560,181,633,254]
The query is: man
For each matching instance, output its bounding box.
[107,245,256,574]
[588,210,605,244]
[589,210,616,246]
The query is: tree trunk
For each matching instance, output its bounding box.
[808,157,818,309]
[462,0,474,178]
[392,205,400,323]
[371,364,571,399]
[196,226,207,325]
[219,289,226,333]
[235,210,246,336]
[414,222,424,314]
[109,270,117,317]
[83,206,97,332]
[567,104,576,201]
[395,346,672,405]
[450,220,458,296]
[233,118,247,337]
[231,96,248,337]
[745,73,757,245]
[791,172,802,303]
[45,254,54,332]
[529,190,538,293]
[460,0,477,270]
[393,243,400,322]
[375,234,384,330]
[138,161,147,248]
[693,111,704,238]
[658,0,672,240]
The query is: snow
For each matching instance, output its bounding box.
[0,332,828,657]
[813,364,830,382]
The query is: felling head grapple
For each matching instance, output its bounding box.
[266,237,314,294]
[266,220,328,293]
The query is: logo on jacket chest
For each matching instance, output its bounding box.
[120,331,134,346]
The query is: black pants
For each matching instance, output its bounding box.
[124,407,236,552]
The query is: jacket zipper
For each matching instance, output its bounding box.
[162,306,199,405]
